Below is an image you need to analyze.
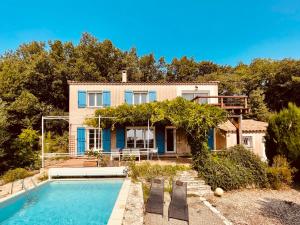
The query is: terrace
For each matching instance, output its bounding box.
[193,95,249,114]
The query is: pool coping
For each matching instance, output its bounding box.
[107,178,131,225]
[0,179,49,203]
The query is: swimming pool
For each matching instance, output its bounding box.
[0,179,123,225]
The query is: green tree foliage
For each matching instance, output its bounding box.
[10,128,40,169]
[247,89,270,121]
[0,100,10,170]
[90,97,227,155]
[266,103,300,173]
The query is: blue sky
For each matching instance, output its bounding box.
[1,0,300,65]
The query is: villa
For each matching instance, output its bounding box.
[68,70,267,159]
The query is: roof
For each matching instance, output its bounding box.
[218,120,237,132]
[242,119,268,132]
[67,80,220,85]
[218,119,268,133]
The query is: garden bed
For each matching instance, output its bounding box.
[207,188,300,225]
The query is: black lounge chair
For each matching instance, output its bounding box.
[168,180,189,224]
[145,178,164,216]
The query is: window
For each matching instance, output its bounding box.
[126,128,154,148]
[182,92,209,104]
[133,92,148,105]
[88,129,101,150]
[242,136,253,149]
[88,92,102,107]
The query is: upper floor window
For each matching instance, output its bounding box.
[182,92,209,104]
[133,92,148,105]
[88,92,102,107]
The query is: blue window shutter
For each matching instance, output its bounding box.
[125,90,133,105]
[78,91,86,108]
[102,128,111,152]
[103,90,111,107]
[149,91,157,102]
[208,128,214,150]
[77,127,86,155]
[155,126,165,154]
[116,127,125,149]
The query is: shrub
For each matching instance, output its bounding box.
[38,171,49,181]
[267,155,296,189]
[1,168,33,184]
[193,145,269,191]
[128,161,190,182]
[266,103,300,178]
[226,145,269,187]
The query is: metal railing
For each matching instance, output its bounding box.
[193,95,249,112]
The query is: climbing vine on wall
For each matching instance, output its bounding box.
[87,97,227,155]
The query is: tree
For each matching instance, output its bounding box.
[265,103,300,176]
[247,89,270,121]
[0,100,10,172]
[167,57,199,81]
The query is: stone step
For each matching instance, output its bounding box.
[187,185,211,191]
[185,180,206,186]
[178,170,198,176]
[187,186,212,192]
[176,178,206,185]
[188,190,213,197]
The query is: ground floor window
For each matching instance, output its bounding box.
[88,129,101,150]
[242,136,253,149]
[126,127,154,148]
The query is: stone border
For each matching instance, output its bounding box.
[0,179,49,203]
[108,178,131,225]
[200,197,233,225]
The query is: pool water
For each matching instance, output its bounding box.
[0,179,123,225]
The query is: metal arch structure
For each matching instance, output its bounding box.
[41,115,118,168]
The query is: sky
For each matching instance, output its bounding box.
[0,0,300,65]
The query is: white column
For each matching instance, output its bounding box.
[41,116,44,168]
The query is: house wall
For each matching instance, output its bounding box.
[69,83,218,154]
[243,132,267,161]
[215,129,267,161]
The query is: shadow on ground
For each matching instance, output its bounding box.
[258,198,300,225]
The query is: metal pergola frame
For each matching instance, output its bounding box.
[41,115,151,168]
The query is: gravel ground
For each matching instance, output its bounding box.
[145,195,225,225]
[207,188,300,225]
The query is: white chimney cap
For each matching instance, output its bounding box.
[122,70,127,83]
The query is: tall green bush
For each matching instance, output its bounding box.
[193,145,269,190]
[266,103,300,177]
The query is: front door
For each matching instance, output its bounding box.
[165,128,176,152]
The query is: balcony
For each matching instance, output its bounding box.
[192,95,249,114]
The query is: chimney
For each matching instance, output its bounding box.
[121,70,127,83]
